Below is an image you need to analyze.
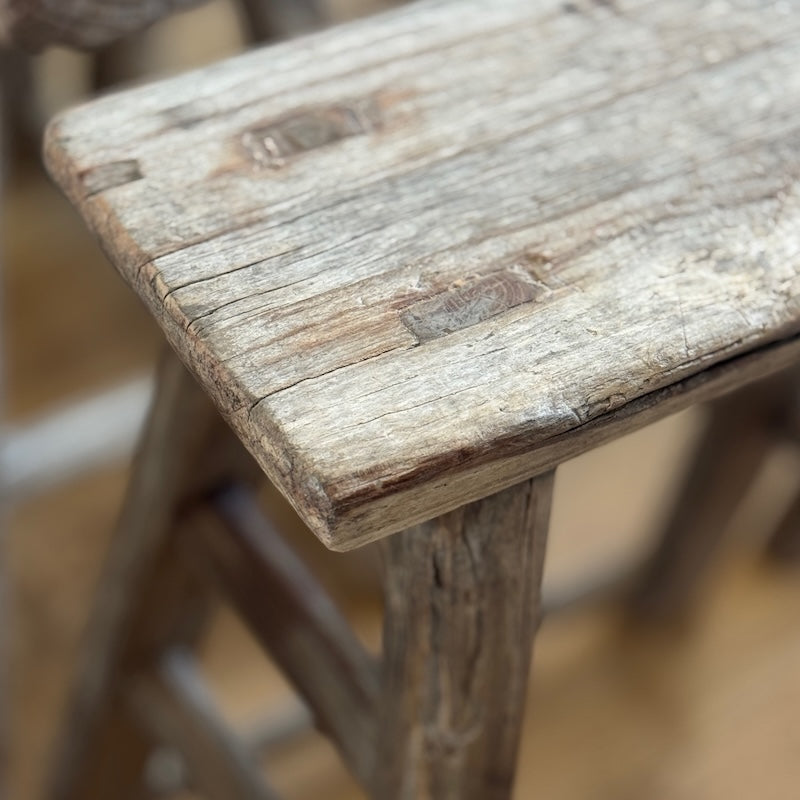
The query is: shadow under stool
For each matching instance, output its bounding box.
[40,0,800,797]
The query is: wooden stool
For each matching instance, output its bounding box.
[42,0,800,797]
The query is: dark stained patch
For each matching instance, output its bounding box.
[160,102,207,130]
[242,98,381,168]
[400,271,544,342]
[80,159,143,196]
[562,0,619,14]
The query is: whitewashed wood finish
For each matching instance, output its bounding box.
[45,0,800,548]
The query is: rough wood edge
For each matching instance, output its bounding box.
[766,488,800,562]
[316,333,800,549]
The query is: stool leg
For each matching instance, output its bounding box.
[235,0,324,42]
[374,473,554,800]
[127,647,282,800]
[0,48,37,164]
[630,373,794,621]
[45,350,254,800]
[91,30,150,92]
[766,489,800,562]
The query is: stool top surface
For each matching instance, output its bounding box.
[46,0,800,549]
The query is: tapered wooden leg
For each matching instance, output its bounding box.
[91,31,150,92]
[0,47,37,164]
[0,77,9,800]
[45,350,255,800]
[631,374,793,621]
[766,489,800,562]
[374,473,554,800]
[235,0,324,42]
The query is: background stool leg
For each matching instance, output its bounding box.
[765,367,800,563]
[374,472,554,800]
[127,648,281,800]
[766,489,800,562]
[235,0,325,42]
[0,48,38,164]
[631,373,795,622]
[91,30,151,92]
[45,350,254,800]
[0,70,10,800]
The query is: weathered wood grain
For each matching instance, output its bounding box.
[0,0,205,50]
[44,0,800,548]
[0,83,8,800]
[374,474,553,800]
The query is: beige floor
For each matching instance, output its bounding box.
[8,420,800,800]
[5,3,800,798]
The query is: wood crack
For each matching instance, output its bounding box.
[123,25,796,290]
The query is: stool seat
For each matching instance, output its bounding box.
[44,0,800,549]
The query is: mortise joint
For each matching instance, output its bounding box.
[80,159,143,196]
[400,266,548,343]
[242,98,381,169]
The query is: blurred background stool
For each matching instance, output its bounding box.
[634,367,800,621]
[38,1,800,798]
[0,2,348,798]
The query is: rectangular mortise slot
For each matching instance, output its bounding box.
[400,271,545,342]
